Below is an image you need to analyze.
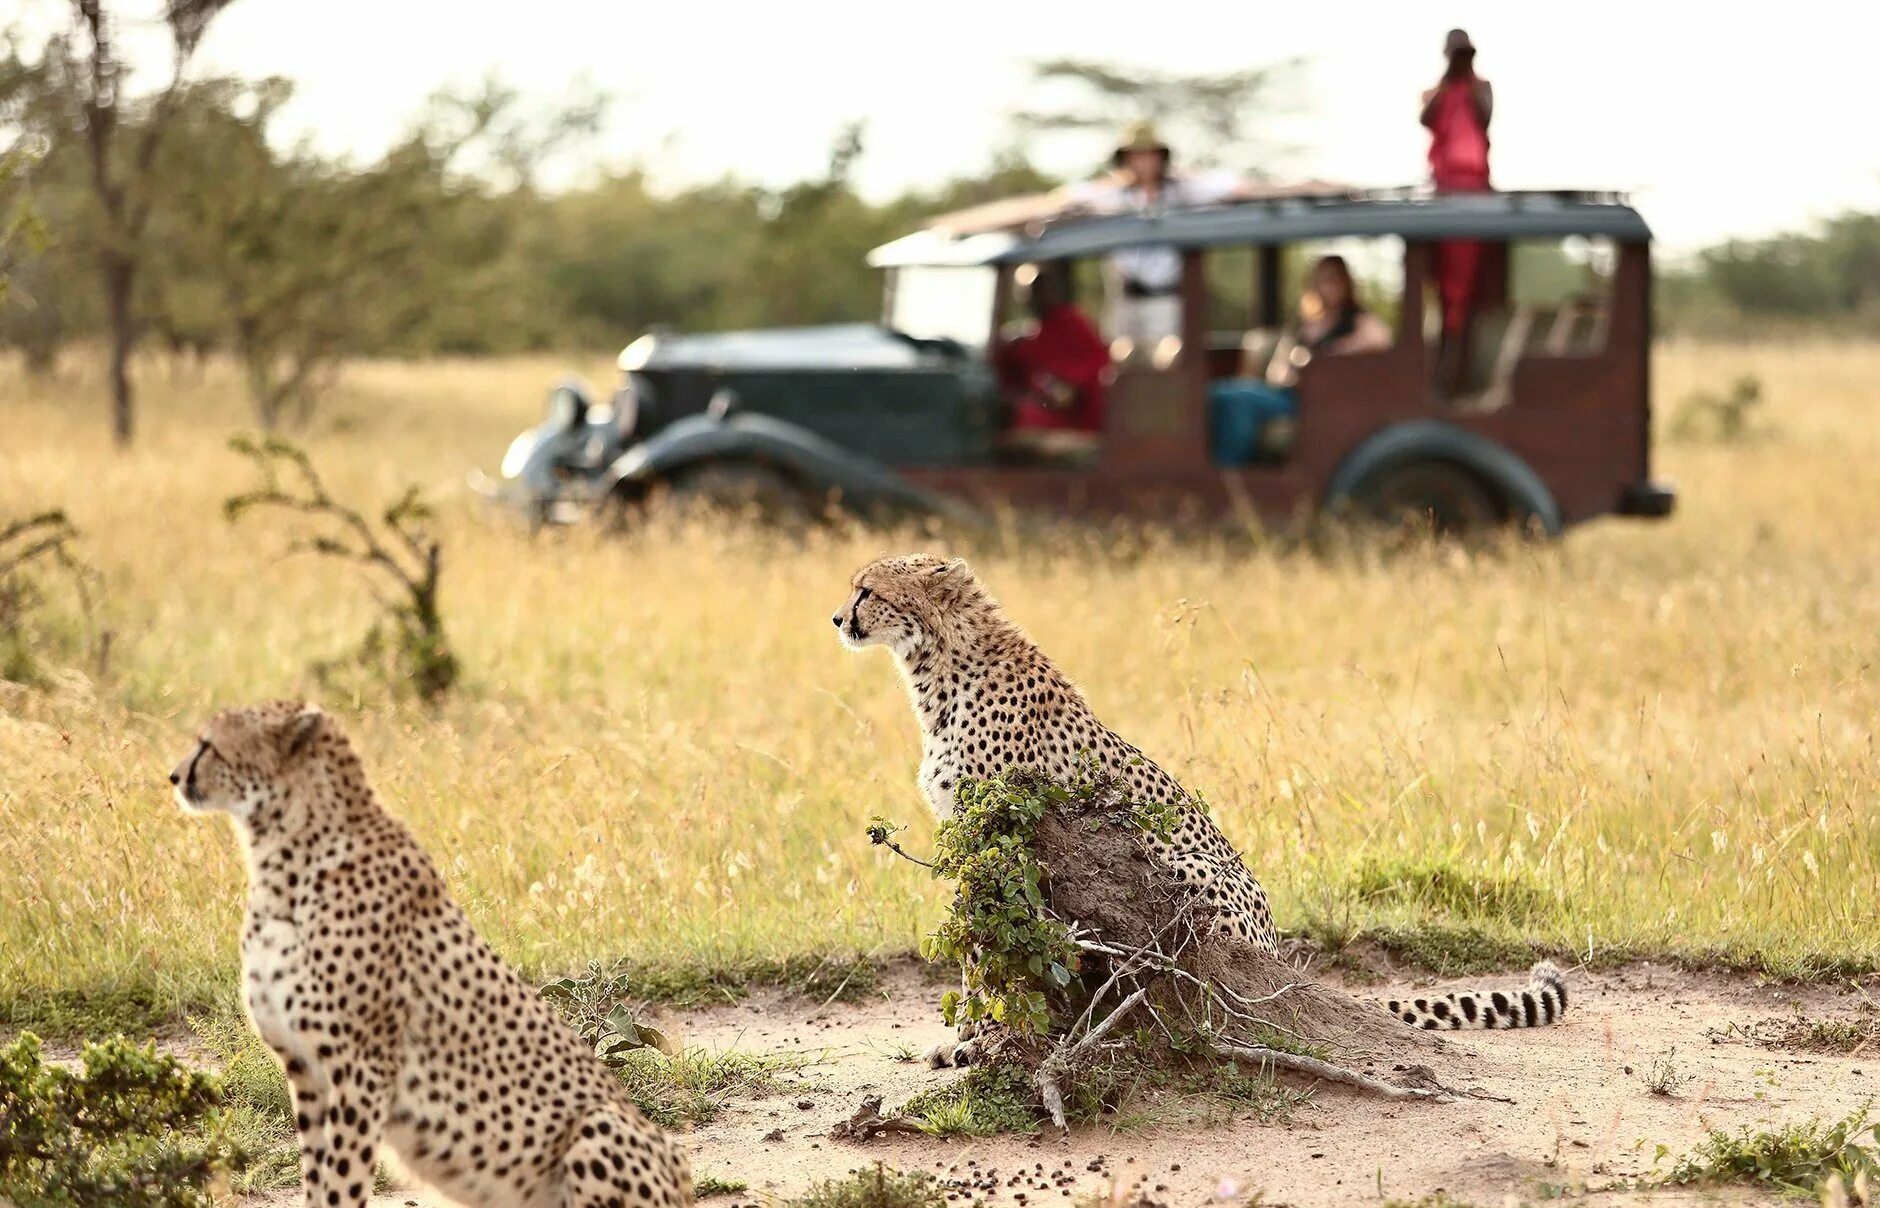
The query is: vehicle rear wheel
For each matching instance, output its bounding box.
[1350,460,1502,536]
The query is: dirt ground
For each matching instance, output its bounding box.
[240,960,1877,1208]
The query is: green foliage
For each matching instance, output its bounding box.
[917,771,1085,1036]
[915,768,1181,1035]
[1663,1109,1879,1193]
[0,1032,238,1208]
[896,1061,1041,1137]
[541,960,674,1060]
[225,435,458,701]
[1670,374,1766,444]
[787,1163,948,1208]
[695,1172,749,1198]
[0,139,46,305]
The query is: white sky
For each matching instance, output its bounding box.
[17,0,1880,252]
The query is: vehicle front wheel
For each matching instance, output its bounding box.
[655,460,819,524]
[1348,460,1502,536]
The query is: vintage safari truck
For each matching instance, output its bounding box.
[480,188,1674,535]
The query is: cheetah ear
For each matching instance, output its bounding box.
[925,557,975,604]
[279,706,326,762]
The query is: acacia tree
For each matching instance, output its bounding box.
[26,0,237,444]
[1012,57,1304,175]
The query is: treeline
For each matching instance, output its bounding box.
[5,3,1877,444]
[1,64,1049,426]
[1660,212,1880,334]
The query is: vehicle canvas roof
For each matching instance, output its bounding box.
[867,189,1652,269]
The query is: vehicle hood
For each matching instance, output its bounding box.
[631,323,944,370]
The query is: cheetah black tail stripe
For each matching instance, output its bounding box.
[1383,961,1569,1031]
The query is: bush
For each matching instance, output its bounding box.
[0,1032,238,1208]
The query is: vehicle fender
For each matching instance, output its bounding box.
[598,411,962,517]
[1324,420,1563,536]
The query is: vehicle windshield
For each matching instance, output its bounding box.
[887,266,997,348]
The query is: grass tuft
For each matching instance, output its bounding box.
[609,1047,818,1130]
[896,1061,1040,1137]
[786,1163,947,1208]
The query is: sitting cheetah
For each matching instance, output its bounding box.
[171,701,692,1208]
[833,554,1567,1064]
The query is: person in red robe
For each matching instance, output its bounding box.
[1421,29,1494,391]
[996,263,1110,458]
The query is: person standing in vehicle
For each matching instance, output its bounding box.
[1422,29,1494,392]
[1059,122,1248,353]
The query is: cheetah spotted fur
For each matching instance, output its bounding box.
[834,555,1567,1063]
[172,700,692,1208]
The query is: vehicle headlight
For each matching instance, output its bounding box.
[500,432,535,479]
[619,334,657,372]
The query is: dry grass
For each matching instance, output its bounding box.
[1,341,1877,1029]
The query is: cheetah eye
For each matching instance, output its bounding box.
[855,586,872,602]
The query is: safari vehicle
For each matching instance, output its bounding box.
[480,188,1674,535]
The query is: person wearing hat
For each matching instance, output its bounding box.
[1058,121,1254,351]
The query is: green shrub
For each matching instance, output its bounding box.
[909,768,1176,1038]
[0,1032,238,1208]
[1664,1108,1879,1192]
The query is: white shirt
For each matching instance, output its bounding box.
[1064,170,1243,292]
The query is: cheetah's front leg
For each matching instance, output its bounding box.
[280,1054,332,1208]
[306,1046,396,1208]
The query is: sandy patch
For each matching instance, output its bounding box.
[237,961,1876,1207]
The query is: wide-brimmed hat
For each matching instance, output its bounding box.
[1112,120,1171,166]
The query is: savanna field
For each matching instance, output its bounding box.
[2,339,1878,1041]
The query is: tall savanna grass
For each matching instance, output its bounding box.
[1,341,1876,1025]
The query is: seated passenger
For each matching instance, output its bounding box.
[996,264,1109,460]
[1266,254,1392,386]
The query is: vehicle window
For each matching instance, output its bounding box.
[1509,236,1616,355]
[887,266,998,348]
[1209,237,1403,385]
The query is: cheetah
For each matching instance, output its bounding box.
[171,700,692,1208]
[833,554,1567,1064]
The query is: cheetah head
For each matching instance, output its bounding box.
[832,553,984,658]
[170,700,329,821]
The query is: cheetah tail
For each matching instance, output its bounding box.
[1382,961,1568,1031]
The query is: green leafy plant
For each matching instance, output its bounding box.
[695,1171,748,1197]
[1663,1108,1878,1192]
[541,960,674,1061]
[0,1032,239,1208]
[915,771,1086,1037]
[224,435,458,700]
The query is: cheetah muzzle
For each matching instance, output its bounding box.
[174,700,693,1208]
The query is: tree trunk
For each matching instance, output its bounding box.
[103,253,135,446]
